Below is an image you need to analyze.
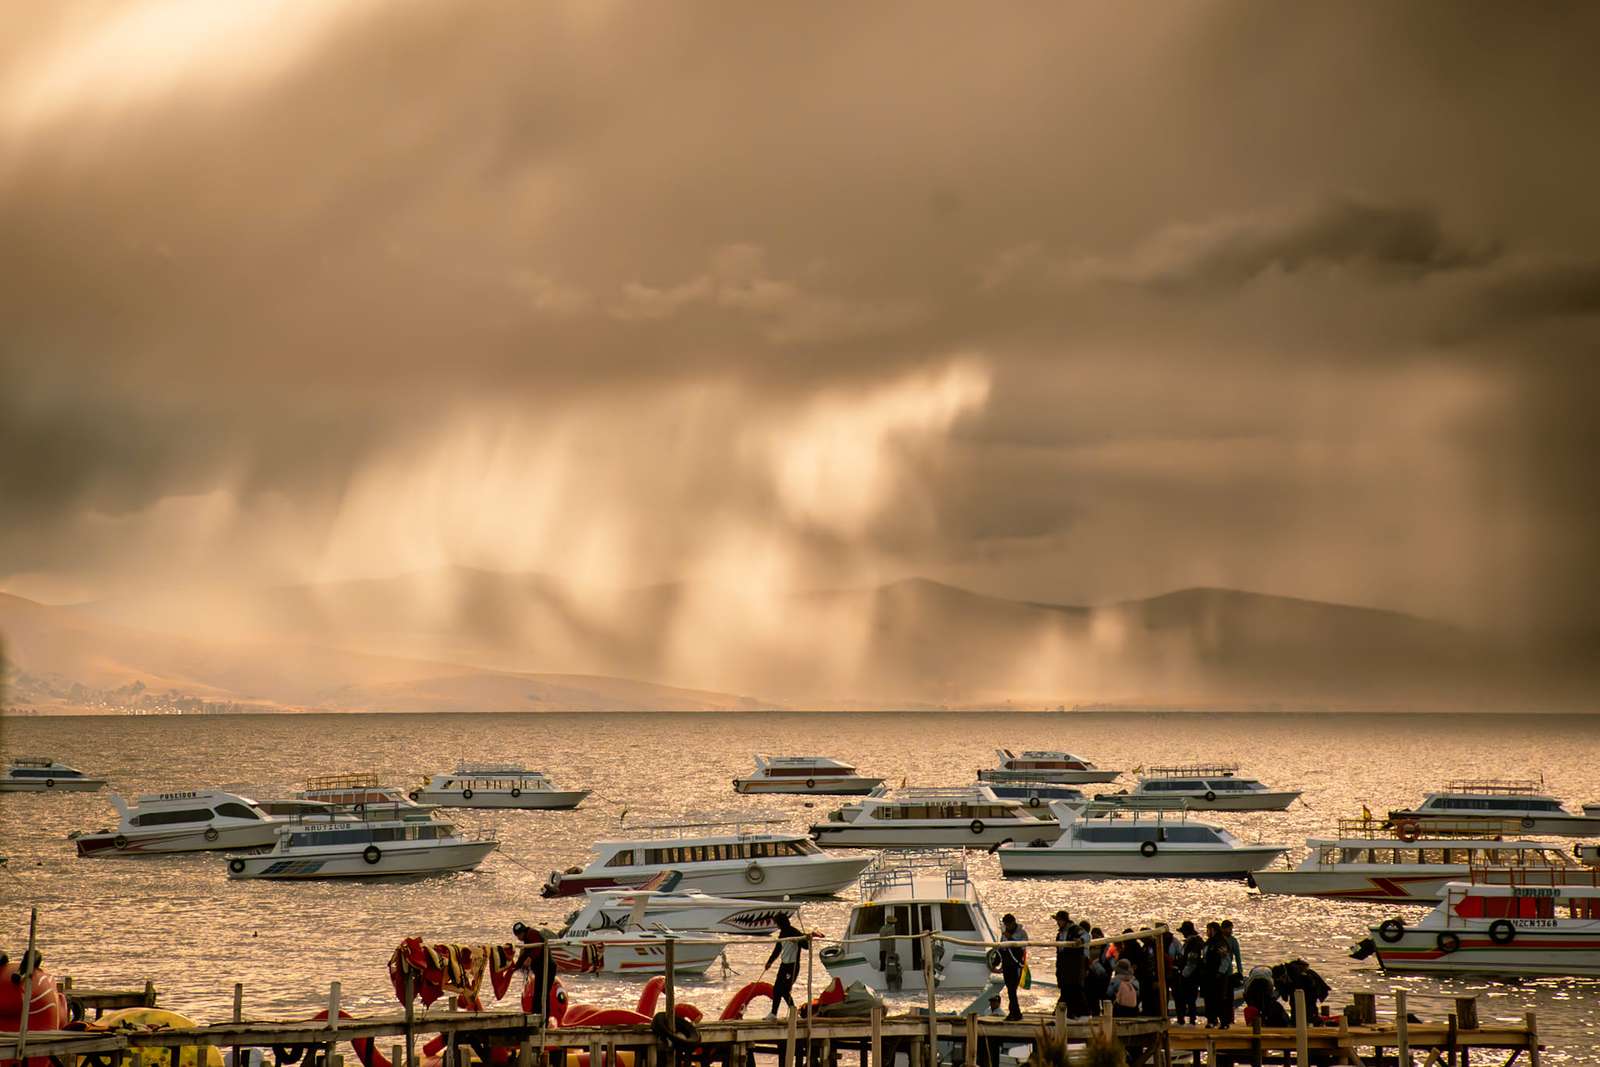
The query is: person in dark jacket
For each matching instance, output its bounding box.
[1173,922,1204,1025]
[762,915,808,1017]
[1085,926,1111,1006]
[1202,922,1235,1029]
[1283,958,1331,1025]
[1052,910,1087,1018]
[997,913,1028,1021]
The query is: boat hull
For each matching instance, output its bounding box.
[1,778,107,793]
[552,937,724,976]
[809,822,1055,850]
[226,840,497,879]
[74,822,283,857]
[820,944,994,993]
[1100,791,1301,812]
[546,856,871,899]
[733,777,883,795]
[414,789,589,810]
[1251,868,1459,904]
[588,900,800,935]
[1389,812,1600,837]
[998,845,1287,879]
[1370,924,1600,977]
[980,769,1120,785]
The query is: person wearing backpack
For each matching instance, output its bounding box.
[1173,921,1204,1025]
[1108,958,1141,1017]
[1203,922,1235,1029]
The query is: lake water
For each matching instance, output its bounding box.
[1,712,1596,1060]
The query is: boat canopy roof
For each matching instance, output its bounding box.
[857,849,976,901]
[8,756,63,768]
[754,755,856,770]
[130,789,258,807]
[1143,763,1240,779]
[452,762,548,776]
[303,771,383,791]
[1439,777,1545,795]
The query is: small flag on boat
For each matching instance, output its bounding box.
[1361,804,1373,821]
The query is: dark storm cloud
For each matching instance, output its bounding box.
[2,0,1600,638]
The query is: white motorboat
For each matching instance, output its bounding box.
[225,806,496,879]
[1097,764,1300,812]
[810,786,1057,850]
[542,813,871,899]
[0,756,106,792]
[298,772,433,811]
[818,851,1001,993]
[977,749,1121,786]
[544,893,736,977]
[413,763,589,810]
[1388,779,1600,837]
[1356,869,1600,976]
[733,755,884,796]
[70,790,285,857]
[996,801,1287,878]
[564,876,802,935]
[1253,817,1584,904]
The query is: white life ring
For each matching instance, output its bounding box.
[745,862,766,885]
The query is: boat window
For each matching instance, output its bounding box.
[1076,826,1151,843]
[132,808,214,827]
[1207,780,1249,791]
[10,768,84,778]
[849,905,884,938]
[1163,826,1222,844]
[938,903,977,932]
[1420,849,1445,864]
[214,803,261,820]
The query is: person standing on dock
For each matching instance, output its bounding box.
[1052,910,1087,1018]
[763,914,808,1018]
[1220,919,1243,981]
[1202,922,1235,1029]
[1173,921,1203,1025]
[998,913,1028,1021]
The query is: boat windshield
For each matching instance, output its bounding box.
[286,824,450,848]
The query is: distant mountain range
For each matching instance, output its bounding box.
[3,569,1595,712]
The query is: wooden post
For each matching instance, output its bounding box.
[326,982,341,1067]
[805,940,815,1067]
[539,947,552,1067]
[664,940,676,1024]
[1446,1014,1458,1067]
[1454,997,1478,1030]
[13,908,38,1063]
[1100,999,1114,1046]
[963,1012,978,1067]
[233,983,244,1067]
[393,1046,405,1067]
[404,974,417,1067]
[144,979,158,1008]
[870,1003,882,1067]
[785,1004,798,1067]
[1525,1011,1539,1067]
[923,933,938,1067]
[1247,1017,1262,1067]
[1153,927,1172,1067]
[1293,990,1308,1066]
[1351,992,1376,1026]
[1395,990,1410,1067]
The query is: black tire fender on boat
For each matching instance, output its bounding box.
[1489,919,1516,945]
[229,858,247,875]
[353,803,365,814]
[1520,817,1536,830]
[204,827,220,842]
[1204,790,1217,802]
[1378,919,1406,944]
[44,779,55,789]
[1139,840,1158,858]
[462,788,474,800]
[745,861,765,885]
[113,834,129,850]
[1435,931,1461,954]
[1027,795,1042,808]
[363,845,382,865]
[985,948,1002,972]
[510,787,522,799]
[408,790,420,802]
[970,819,986,835]
[806,778,816,789]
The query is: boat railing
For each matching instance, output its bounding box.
[1073,798,1190,821]
[9,756,55,768]
[303,771,382,791]
[1145,763,1240,779]
[1341,816,1524,838]
[454,762,545,776]
[858,849,970,897]
[1440,776,1545,796]
[1469,863,1597,886]
[622,812,790,837]
[889,785,998,800]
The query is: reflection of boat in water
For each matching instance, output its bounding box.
[71,790,287,857]
[1356,868,1600,976]
[996,800,1287,879]
[1253,817,1584,904]
[1097,764,1300,812]
[819,850,1000,993]
[225,806,496,879]
[977,749,1121,786]
[414,763,589,809]
[1,755,106,792]
[733,755,884,795]
[810,786,1056,849]
[1387,779,1600,837]
[543,813,871,899]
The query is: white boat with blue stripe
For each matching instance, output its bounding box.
[225,806,496,879]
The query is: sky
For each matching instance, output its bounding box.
[4,1,1599,638]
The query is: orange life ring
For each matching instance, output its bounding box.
[1395,820,1421,843]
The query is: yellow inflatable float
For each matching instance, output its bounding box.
[97,1008,224,1067]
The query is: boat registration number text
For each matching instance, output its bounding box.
[1515,919,1558,928]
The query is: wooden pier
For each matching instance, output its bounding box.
[4,987,1541,1067]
